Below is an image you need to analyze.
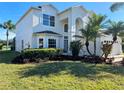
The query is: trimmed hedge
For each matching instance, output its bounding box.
[12,48,62,64]
[23,48,62,58]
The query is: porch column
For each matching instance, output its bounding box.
[37,37,39,48]
[44,36,48,48]
[68,16,76,54]
[69,17,76,41]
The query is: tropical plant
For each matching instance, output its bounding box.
[0,20,15,49]
[88,13,106,55]
[70,40,83,57]
[110,2,124,12]
[105,20,124,44]
[101,43,112,62]
[75,13,106,56]
[78,23,94,56]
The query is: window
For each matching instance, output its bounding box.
[39,38,43,48]
[64,24,68,32]
[50,16,55,26]
[48,39,56,48]
[43,14,49,26]
[64,36,68,53]
[43,14,55,27]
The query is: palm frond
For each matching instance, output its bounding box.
[110,2,124,12]
[0,24,3,28]
[0,20,15,32]
[73,35,84,38]
[104,20,124,38]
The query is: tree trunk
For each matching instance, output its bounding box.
[94,39,96,56]
[85,41,92,56]
[6,30,9,50]
[110,36,117,46]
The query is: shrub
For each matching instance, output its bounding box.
[70,40,83,57]
[0,43,3,50]
[101,43,112,62]
[12,48,62,64]
[23,48,62,58]
[83,55,104,64]
[10,37,15,51]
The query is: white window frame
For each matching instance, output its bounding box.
[43,14,55,27]
[48,38,56,48]
[39,38,44,48]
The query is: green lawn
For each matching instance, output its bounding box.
[0,51,124,90]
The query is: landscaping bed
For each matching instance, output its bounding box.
[11,48,121,65]
[12,54,105,64]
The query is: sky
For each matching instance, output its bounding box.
[0,2,124,40]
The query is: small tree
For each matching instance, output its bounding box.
[70,40,83,57]
[75,13,106,56]
[88,13,106,56]
[101,43,112,62]
[78,23,94,56]
[0,20,15,50]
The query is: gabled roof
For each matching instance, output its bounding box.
[16,7,41,26]
[58,5,89,15]
[16,4,58,26]
[41,4,58,12]
[16,4,91,26]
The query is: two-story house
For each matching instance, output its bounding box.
[15,4,122,56]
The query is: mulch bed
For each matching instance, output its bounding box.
[11,55,105,64]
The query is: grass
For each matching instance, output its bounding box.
[0,51,124,89]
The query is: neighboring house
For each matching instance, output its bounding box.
[15,4,122,56]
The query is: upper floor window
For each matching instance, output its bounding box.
[64,24,68,32]
[43,14,49,26]
[43,14,55,27]
[50,16,55,26]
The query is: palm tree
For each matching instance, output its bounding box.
[0,20,15,50]
[76,23,94,56]
[88,13,106,55]
[105,20,124,44]
[110,2,124,12]
[75,13,106,56]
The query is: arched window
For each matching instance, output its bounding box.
[64,24,68,32]
[76,18,83,32]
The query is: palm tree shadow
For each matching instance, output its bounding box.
[19,62,124,79]
[19,62,98,78]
